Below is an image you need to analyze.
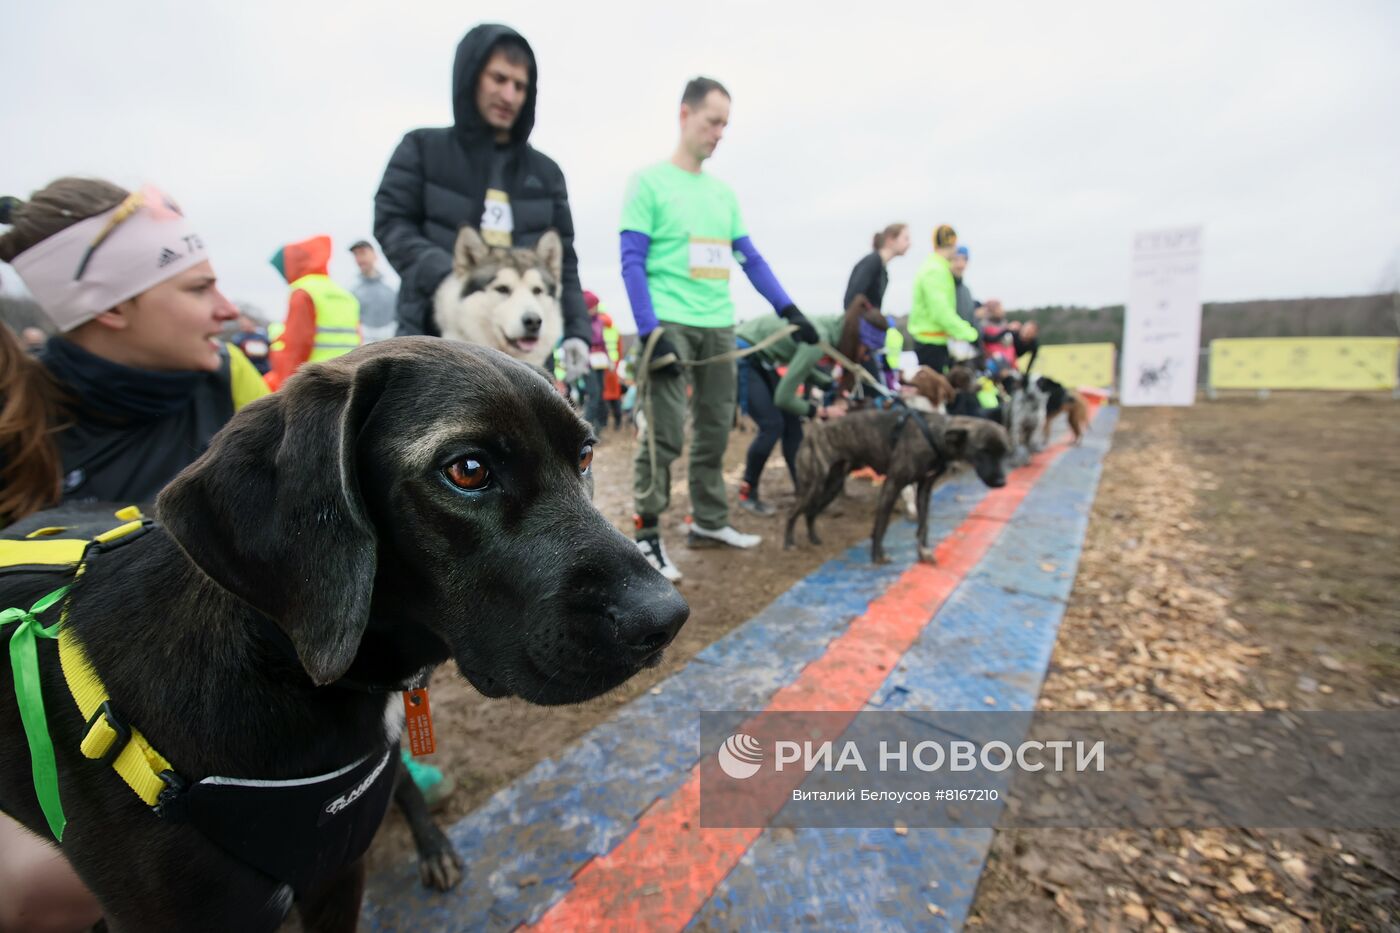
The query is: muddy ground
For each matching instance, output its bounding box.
[365,393,1400,932]
[969,394,1400,932]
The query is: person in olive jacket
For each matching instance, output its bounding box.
[373,23,590,380]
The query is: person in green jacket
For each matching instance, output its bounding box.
[884,326,905,379]
[908,224,979,373]
[735,295,885,514]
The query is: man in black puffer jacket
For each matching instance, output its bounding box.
[373,23,590,381]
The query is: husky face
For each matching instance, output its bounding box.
[433,227,565,368]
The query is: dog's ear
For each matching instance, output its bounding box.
[158,358,387,685]
[535,229,563,282]
[452,227,491,278]
[943,425,970,458]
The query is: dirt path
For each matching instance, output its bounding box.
[968,394,1400,931]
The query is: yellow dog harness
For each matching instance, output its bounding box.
[1,510,175,840]
[2,510,398,895]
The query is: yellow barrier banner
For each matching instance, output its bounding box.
[1021,342,1116,390]
[1209,337,1400,391]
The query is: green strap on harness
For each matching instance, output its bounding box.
[2,585,72,840]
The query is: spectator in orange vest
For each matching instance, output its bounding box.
[266,235,361,390]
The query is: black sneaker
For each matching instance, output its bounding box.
[738,496,776,516]
[738,481,776,516]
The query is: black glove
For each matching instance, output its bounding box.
[779,304,820,345]
[641,330,683,377]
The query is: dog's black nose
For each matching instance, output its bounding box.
[605,580,689,662]
[521,311,542,335]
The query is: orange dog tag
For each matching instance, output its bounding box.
[403,688,436,757]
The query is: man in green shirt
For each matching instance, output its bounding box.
[908,224,979,373]
[620,76,818,583]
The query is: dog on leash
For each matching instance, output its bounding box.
[946,365,990,419]
[1000,371,1049,465]
[901,367,955,413]
[785,409,1010,565]
[434,227,565,370]
[896,367,956,516]
[1036,375,1089,445]
[0,339,688,932]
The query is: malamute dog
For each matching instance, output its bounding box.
[434,227,564,368]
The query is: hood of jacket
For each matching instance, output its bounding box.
[452,23,538,149]
[269,235,332,283]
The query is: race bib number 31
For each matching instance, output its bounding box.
[481,189,514,248]
[689,237,733,280]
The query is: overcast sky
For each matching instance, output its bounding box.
[3,1,1397,332]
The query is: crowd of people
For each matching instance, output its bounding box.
[0,20,1041,930]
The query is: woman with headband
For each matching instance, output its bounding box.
[0,177,268,528]
[0,178,266,930]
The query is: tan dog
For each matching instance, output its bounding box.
[901,367,955,413]
[1035,376,1089,446]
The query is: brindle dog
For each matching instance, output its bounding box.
[785,410,1011,564]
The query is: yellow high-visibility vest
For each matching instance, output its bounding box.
[289,274,361,361]
[884,327,904,370]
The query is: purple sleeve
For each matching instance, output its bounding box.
[620,230,658,335]
[733,236,793,312]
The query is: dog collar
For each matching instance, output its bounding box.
[245,608,429,695]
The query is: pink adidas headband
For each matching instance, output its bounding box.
[8,185,209,333]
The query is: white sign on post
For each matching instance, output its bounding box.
[1120,226,1203,406]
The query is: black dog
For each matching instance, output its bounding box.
[784,409,1011,564]
[0,338,689,932]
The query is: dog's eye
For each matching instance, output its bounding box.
[531,286,544,296]
[579,445,594,474]
[494,284,512,295]
[445,458,491,490]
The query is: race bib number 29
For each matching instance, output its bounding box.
[689,237,733,280]
[481,189,514,248]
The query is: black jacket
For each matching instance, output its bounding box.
[373,24,587,342]
[0,340,237,524]
[843,251,889,311]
